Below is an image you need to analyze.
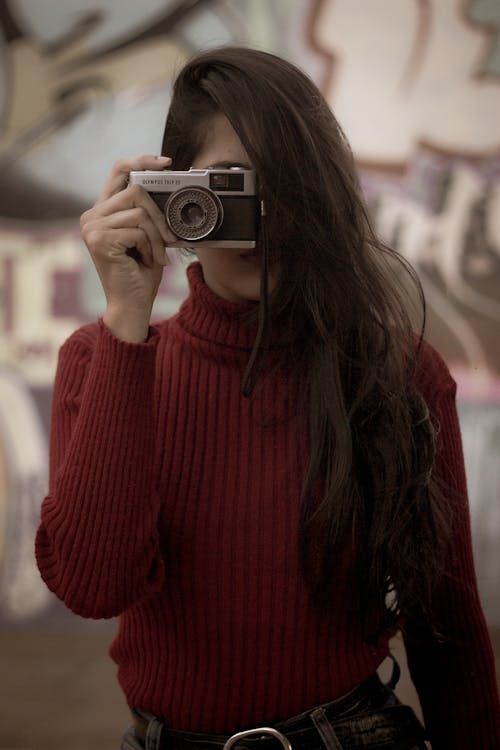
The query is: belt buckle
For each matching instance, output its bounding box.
[223,727,292,750]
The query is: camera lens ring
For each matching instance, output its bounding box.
[165,186,223,241]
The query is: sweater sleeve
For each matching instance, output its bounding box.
[403,343,500,749]
[35,319,165,619]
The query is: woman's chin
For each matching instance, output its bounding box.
[196,246,279,303]
[220,279,261,303]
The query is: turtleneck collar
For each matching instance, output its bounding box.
[175,262,265,350]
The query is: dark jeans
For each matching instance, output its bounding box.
[120,669,427,750]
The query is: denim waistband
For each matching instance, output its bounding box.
[131,670,406,750]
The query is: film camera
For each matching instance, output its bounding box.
[128,167,258,248]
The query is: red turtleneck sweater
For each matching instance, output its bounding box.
[36,262,500,747]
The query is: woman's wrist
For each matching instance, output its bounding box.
[102,305,152,343]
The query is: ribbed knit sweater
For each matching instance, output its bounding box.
[36,262,500,747]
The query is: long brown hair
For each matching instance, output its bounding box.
[161,46,452,633]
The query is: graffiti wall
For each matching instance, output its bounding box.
[0,0,499,623]
[310,0,500,397]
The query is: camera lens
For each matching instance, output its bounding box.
[166,187,223,241]
[180,202,206,228]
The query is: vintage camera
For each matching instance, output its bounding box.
[129,167,258,248]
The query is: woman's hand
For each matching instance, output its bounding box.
[80,155,177,342]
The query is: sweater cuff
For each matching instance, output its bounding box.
[98,316,160,348]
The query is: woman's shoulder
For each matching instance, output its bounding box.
[413,336,457,403]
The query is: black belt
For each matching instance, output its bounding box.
[132,673,396,750]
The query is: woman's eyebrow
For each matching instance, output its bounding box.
[203,160,252,169]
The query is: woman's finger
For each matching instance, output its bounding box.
[98,155,172,202]
[84,226,157,270]
[91,184,174,246]
[90,207,169,266]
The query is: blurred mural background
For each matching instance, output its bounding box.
[0,0,499,748]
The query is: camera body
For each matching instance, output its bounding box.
[129,167,258,248]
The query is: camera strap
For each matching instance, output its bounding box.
[241,199,271,398]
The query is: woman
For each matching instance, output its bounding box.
[36,46,500,749]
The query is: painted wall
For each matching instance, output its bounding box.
[0,0,498,623]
